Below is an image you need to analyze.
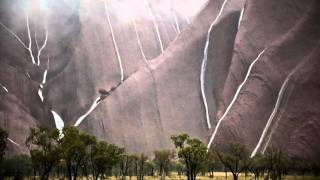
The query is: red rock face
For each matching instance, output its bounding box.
[0,0,319,161]
[210,0,320,161]
[0,0,207,154]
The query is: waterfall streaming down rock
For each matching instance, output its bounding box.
[104,0,124,82]
[208,49,266,149]
[143,0,164,52]
[51,110,65,131]
[200,0,229,129]
[251,59,308,157]
[74,97,102,127]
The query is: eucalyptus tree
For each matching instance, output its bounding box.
[154,149,174,179]
[119,153,134,180]
[26,126,61,180]
[137,153,148,180]
[251,154,266,180]
[171,133,208,180]
[91,141,124,180]
[60,126,97,180]
[0,128,8,162]
[264,146,288,180]
[214,142,251,180]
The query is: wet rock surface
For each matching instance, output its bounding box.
[0,0,319,161]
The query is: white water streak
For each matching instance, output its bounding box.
[207,49,266,149]
[26,14,36,65]
[133,19,148,64]
[36,26,48,66]
[168,0,180,33]
[104,0,124,82]
[7,138,20,147]
[0,83,8,93]
[144,0,164,52]
[38,89,44,102]
[0,15,44,65]
[251,60,306,157]
[38,57,49,102]
[51,110,65,132]
[200,0,229,130]
[238,7,244,30]
[183,12,190,25]
[42,70,48,85]
[261,116,279,154]
[0,22,28,49]
[173,10,181,33]
[74,97,101,127]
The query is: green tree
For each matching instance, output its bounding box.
[137,153,148,180]
[171,133,208,180]
[91,141,124,180]
[0,128,8,161]
[0,154,32,179]
[214,142,251,180]
[154,149,174,179]
[145,159,156,177]
[172,161,185,178]
[79,132,97,180]
[128,154,139,179]
[119,153,134,180]
[60,126,96,180]
[264,146,288,180]
[26,126,61,180]
[206,150,219,178]
[251,154,266,180]
[310,162,320,177]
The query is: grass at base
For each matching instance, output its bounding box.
[49,172,319,180]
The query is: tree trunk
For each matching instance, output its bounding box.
[66,161,72,180]
[225,167,228,179]
[233,174,238,180]
[33,167,37,180]
[41,168,50,180]
[232,173,238,180]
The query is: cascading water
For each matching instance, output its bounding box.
[0,14,47,66]
[0,22,28,50]
[0,83,8,93]
[26,14,37,65]
[38,89,44,102]
[207,49,267,149]
[167,0,180,33]
[7,138,20,147]
[173,10,181,33]
[0,13,49,102]
[51,110,65,131]
[251,59,308,157]
[0,17,34,65]
[143,0,164,52]
[38,57,50,102]
[200,0,229,130]
[35,27,48,66]
[238,7,244,29]
[104,0,124,83]
[133,18,148,64]
[74,97,102,127]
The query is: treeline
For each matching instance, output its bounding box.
[0,127,319,180]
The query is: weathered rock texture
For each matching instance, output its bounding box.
[0,0,319,161]
[211,0,320,162]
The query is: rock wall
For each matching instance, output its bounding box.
[0,0,319,161]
